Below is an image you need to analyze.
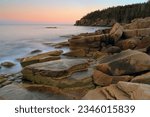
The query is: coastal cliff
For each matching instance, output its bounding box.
[75,2,150,26]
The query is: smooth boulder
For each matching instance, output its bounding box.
[93,70,112,86]
[102,46,121,54]
[116,37,141,50]
[96,49,150,76]
[93,70,132,86]
[131,72,150,84]
[30,49,42,54]
[92,51,108,59]
[109,23,123,42]
[69,34,110,50]
[1,61,15,68]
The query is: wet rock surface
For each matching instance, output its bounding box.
[30,49,42,54]
[23,83,91,99]
[20,50,63,67]
[0,76,7,84]
[0,84,70,100]
[1,61,15,68]
[0,75,9,87]
[22,59,94,88]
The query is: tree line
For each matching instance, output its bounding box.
[76,2,150,25]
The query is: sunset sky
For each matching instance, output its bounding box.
[0,0,147,24]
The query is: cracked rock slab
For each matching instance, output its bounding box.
[117,81,150,100]
[20,50,63,67]
[22,59,94,88]
[82,81,150,100]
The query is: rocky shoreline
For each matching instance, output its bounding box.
[1,17,150,100]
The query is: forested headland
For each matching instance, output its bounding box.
[75,2,150,26]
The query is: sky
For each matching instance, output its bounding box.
[0,0,147,24]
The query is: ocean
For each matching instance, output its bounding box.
[0,24,106,74]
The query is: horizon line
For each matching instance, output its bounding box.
[0,21,75,25]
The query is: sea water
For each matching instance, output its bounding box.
[0,24,106,74]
